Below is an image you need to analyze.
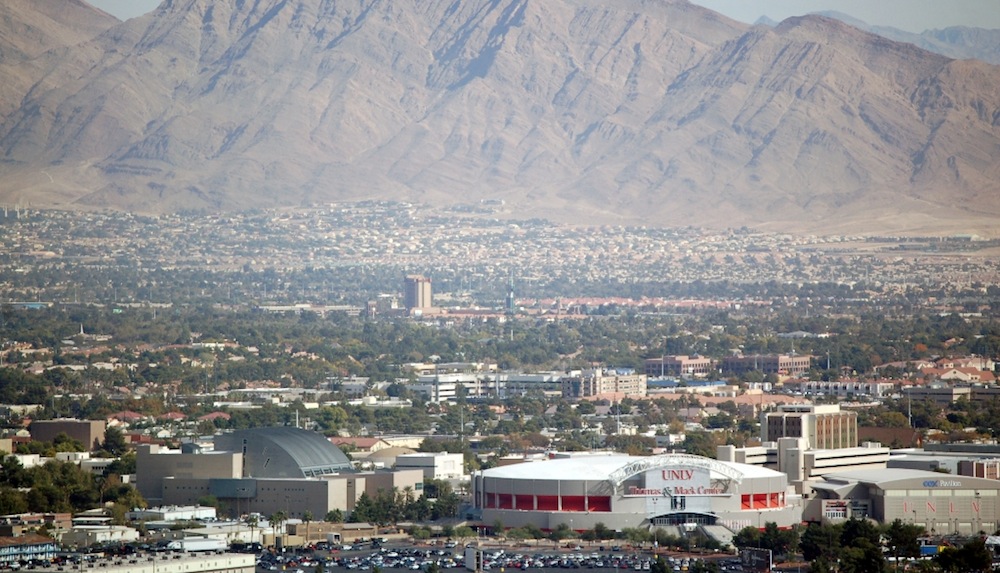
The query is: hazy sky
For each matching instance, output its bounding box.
[88,0,1000,33]
[89,0,159,20]
[690,0,1000,33]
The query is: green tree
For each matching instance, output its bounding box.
[934,538,992,573]
[760,522,798,558]
[799,522,841,563]
[270,510,288,547]
[881,519,922,560]
[593,522,612,541]
[302,510,313,544]
[350,492,375,523]
[549,523,575,543]
[839,518,886,573]
[455,526,475,542]
[688,559,721,573]
[103,451,137,476]
[681,430,717,458]
[0,487,29,514]
[246,514,259,545]
[100,426,128,456]
[198,494,220,509]
[732,526,762,551]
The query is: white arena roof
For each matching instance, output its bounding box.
[484,454,633,481]
[481,453,785,482]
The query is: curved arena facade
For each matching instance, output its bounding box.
[473,453,800,532]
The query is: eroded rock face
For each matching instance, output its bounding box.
[0,0,998,235]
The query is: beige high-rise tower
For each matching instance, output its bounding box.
[403,275,432,310]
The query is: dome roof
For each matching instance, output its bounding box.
[214,427,353,478]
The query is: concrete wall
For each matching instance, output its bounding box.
[136,444,242,505]
[77,553,254,573]
[30,419,106,450]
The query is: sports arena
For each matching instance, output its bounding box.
[472,453,800,532]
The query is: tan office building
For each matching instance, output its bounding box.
[762,404,857,450]
[29,419,106,450]
[404,275,432,310]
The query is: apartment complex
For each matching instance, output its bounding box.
[561,368,647,398]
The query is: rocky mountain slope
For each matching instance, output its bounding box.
[813,11,1000,65]
[0,0,998,236]
[0,0,117,118]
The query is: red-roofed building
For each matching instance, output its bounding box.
[918,367,996,383]
[198,412,231,422]
[107,411,144,423]
[125,433,158,446]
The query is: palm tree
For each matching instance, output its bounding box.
[303,510,313,545]
[246,513,259,546]
[270,511,287,549]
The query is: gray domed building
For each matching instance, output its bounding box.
[214,427,354,478]
[136,427,422,519]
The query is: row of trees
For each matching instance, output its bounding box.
[733,519,994,573]
[347,480,462,525]
[0,456,143,521]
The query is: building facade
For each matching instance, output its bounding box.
[761,404,857,449]
[719,440,890,495]
[562,369,647,399]
[29,419,106,450]
[0,534,58,564]
[136,427,420,520]
[394,452,465,480]
[808,468,1000,534]
[473,453,800,532]
[403,275,432,310]
[780,379,895,399]
[903,385,972,406]
[722,354,812,376]
[644,356,714,378]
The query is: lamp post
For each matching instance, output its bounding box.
[973,492,981,533]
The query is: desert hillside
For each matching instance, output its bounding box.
[0,0,998,236]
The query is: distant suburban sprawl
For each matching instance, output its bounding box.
[0,204,999,571]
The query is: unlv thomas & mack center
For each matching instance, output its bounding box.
[472,453,798,532]
[472,449,1000,535]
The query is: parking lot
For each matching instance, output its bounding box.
[255,542,743,573]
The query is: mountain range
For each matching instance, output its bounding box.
[809,11,1000,66]
[0,0,998,236]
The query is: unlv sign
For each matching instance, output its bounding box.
[663,469,694,481]
[625,466,723,497]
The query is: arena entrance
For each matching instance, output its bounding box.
[650,512,718,527]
